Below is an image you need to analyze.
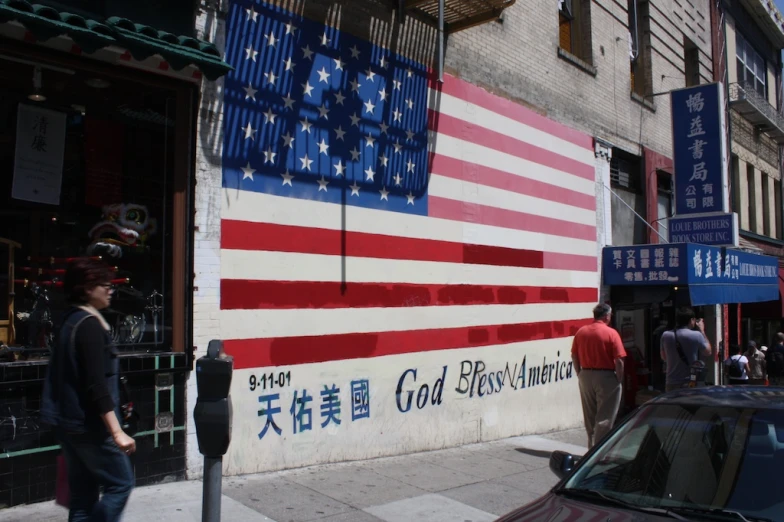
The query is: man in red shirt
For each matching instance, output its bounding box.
[571,303,626,448]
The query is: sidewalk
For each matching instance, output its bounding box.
[0,429,586,522]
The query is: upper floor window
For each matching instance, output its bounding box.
[736,31,766,98]
[558,0,593,65]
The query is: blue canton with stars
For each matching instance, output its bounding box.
[222,0,430,215]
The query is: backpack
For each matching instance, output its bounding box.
[768,350,784,378]
[728,356,743,379]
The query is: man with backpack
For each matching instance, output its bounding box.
[724,344,751,385]
[766,333,784,386]
[660,307,712,392]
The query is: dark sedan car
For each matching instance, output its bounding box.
[496,386,784,521]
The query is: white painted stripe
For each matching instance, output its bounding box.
[428,174,596,226]
[431,90,596,167]
[431,132,596,196]
[220,249,598,287]
[222,191,598,257]
[219,302,592,339]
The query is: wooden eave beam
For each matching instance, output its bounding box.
[445,8,503,33]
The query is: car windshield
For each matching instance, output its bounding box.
[562,401,784,520]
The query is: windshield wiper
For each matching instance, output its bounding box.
[666,507,772,522]
[556,488,691,521]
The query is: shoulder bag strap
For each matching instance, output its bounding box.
[673,329,690,365]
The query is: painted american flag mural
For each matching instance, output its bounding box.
[218,0,599,470]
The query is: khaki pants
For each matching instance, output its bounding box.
[578,370,622,449]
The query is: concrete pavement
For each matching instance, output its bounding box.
[0,428,586,522]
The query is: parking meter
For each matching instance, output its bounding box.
[194,340,233,522]
[194,339,233,457]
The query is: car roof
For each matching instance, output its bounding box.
[645,386,784,410]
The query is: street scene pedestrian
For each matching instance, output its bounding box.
[571,304,626,449]
[745,341,767,385]
[40,259,136,522]
[724,344,751,385]
[659,307,712,391]
[767,333,784,386]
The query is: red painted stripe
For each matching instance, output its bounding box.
[428,197,597,241]
[224,318,592,368]
[430,75,594,150]
[430,154,595,211]
[222,220,549,268]
[428,110,594,181]
[220,280,598,310]
[543,251,599,272]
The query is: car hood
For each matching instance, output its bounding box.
[496,492,676,522]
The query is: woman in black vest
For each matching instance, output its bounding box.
[41,258,136,521]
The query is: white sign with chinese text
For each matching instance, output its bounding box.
[12,104,66,205]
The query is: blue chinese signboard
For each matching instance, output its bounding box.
[671,83,728,215]
[602,244,779,305]
[668,212,738,246]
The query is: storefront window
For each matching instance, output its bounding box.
[0,56,178,355]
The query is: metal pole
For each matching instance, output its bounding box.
[202,456,222,522]
[438,0,444,83]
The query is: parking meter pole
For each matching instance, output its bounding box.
[194,339,233,522]
[202,456,222,522]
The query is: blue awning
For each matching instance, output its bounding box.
[602,243,779,306]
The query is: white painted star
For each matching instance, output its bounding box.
[334,126,346,141]
[405,128,415,141]
[318,138,330,155]
[406,192,415,205]
[243,82,257,101]
[379,186,389,201]
[263,147,276,164]
[241,162,255,180]
[263,108,277,124]
[364,166,375,181]
[392,108,402,122]
[320,32,330,46]
[302,81,314,97]
[284,22,297,35]
[245,45,258,61]
[365,68,376,82]
[317,177,329,191]
[282,93,295,110]
[349,181,361,196]
[393,140,402,154]
[281,169,294,186]
[364,99,376,114]
[283,57,296,71]
[379,153,389,167]
[379,122,389,135]
[379,56,389,69]
[265,32,278,47]
[350,147,361,161]
[406,68,413,78]
[393,172,403,186]
[245,7,258,22]
[406,158,416,172]
[406,99,414,110]
[393,79,402,90]
[365,133,376,147]
[242,122,256,140]
[282,132,295,148]
[300,117,312,133]
[302,45,314,60]
[264,71,278,86]
[334,160,346,176]
[350,77,362,93]
[378,88,389,102]
[349,112,361,127]
[334,91,346,105]
[350,45,361,59]
[315,104,329,120]
[317,67,331,83]
[299,154,313,171]
[334,57,345,71]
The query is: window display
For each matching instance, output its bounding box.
[0,56,179,356]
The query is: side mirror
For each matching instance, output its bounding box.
[549,450,577,480]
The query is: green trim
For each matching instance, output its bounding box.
[0,426,186,459]
[0,0,232,80]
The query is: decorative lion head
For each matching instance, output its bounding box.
[87,203,157,258]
